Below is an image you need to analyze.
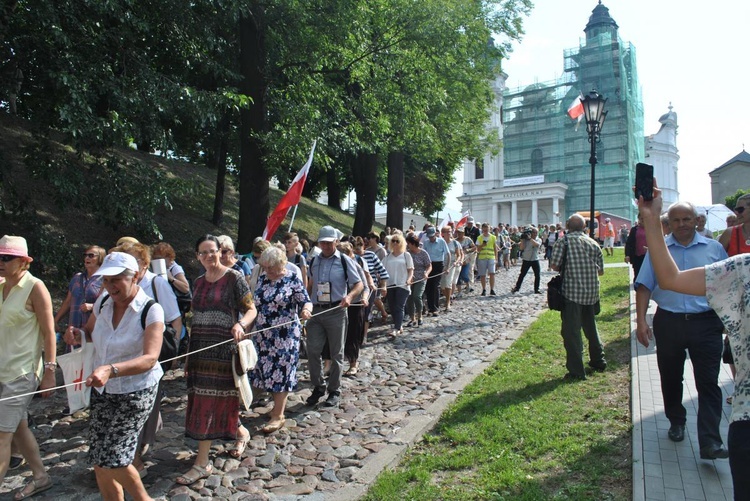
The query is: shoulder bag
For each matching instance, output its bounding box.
[547,236,568,311]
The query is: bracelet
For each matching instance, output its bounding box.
[237,321,246,331]
[44,362,57,372]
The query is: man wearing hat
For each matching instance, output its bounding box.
[602,218,616,256]
[305,226,363,408]
[0,235,56,498]
[422,226,451,313]
[464,216,480,243]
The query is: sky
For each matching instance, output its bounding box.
[444,0,750,217]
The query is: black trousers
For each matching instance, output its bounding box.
[426,261,444,313]
[514,259,540,292]
[652,308,724,449]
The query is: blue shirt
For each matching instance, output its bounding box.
[635,232,728,313]
[423,237,450,262]
[308,250,362,304]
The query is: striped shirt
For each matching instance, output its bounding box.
[360,250,389,282]
[550,232,603,306]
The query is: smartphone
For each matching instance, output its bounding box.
[634,162,654,201]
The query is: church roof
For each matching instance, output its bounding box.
[658,103,677,127]
[709,149,750,174]
[585,1,619,32]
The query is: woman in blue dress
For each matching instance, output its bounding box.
[252,246,312,433]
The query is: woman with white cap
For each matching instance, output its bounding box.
[64,251,165,501]
[0,235,57,500]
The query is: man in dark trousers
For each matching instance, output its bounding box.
[306,226,363,408]
[550,214,606,380]
[635,201,729,460]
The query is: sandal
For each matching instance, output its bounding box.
[261,417,286,434]
[344,366,359,377]
[227,433,249,458]
[175,461,213,485]
[14,476,53,500]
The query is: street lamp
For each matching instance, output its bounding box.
[581,89,607,237]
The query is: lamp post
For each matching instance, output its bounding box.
[580,89,607,237]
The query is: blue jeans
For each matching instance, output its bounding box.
[387,287,410,330]
[652,308,724,449]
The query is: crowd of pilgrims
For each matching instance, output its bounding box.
[0,221,568,500]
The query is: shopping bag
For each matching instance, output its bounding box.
[56,333,95,413]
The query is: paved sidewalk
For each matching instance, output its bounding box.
[631,288,735,501]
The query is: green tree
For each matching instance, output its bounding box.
[725,188,749,210]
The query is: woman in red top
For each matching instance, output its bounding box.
[719,194,750,257]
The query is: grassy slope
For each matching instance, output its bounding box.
[0,114,372,298]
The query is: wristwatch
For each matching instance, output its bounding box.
[110,364,119,378]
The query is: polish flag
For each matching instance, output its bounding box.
[567,95,584,120]
[262,141,317,240]
[455,210,471,229]
[438,213,453,232]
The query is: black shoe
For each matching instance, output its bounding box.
[306,388,325,406]
[700,444,729,460]
[511,288,519,294]
[562,373,586,381]
[490,290,496,296]
[534,290,542,294]
[667,424,685,442]
[481,290,486,296]
[588,361,607,372]
[321,392,340,408]
[417,319,423,327]
[9,455,25,470]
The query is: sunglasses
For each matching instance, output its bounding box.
[734,206,746,214]
[0,255,19,262]
[83,252,98,259]
[220,249,233,255]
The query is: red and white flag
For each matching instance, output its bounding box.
[262,140,317,240]
[567,95,584,120]
[438,213,453,232]
[455,210,471,229]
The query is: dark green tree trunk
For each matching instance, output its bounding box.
[237,4,269,254]
[210,114,231,226]
[352,152,378,237]
[386,151,404,229]
[326,167,342,210]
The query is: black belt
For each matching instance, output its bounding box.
[657,308,718,321]
[314,303,340,310]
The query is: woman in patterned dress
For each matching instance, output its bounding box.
[251,246,312,433]
[176,235,257,485]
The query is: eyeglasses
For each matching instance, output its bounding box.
[734,206,746,214]
[0,255,18,262]
[197,249,219,257]
[82,253,97,259]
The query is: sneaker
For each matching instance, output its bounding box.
[321,392,340,408]
[490,290,496,296]
[306,388,325,406]
[481,290,486,296]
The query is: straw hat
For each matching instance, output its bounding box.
[0,235,33,262]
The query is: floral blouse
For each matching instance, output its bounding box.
[705,253,750,423]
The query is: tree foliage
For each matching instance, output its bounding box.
[1,0,532,241]
[725,189,749,210]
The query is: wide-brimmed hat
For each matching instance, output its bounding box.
[0,235,33,262]
[93,252,139,276]
[318,226,339,243]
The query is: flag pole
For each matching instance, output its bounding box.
[288,205,300,233]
